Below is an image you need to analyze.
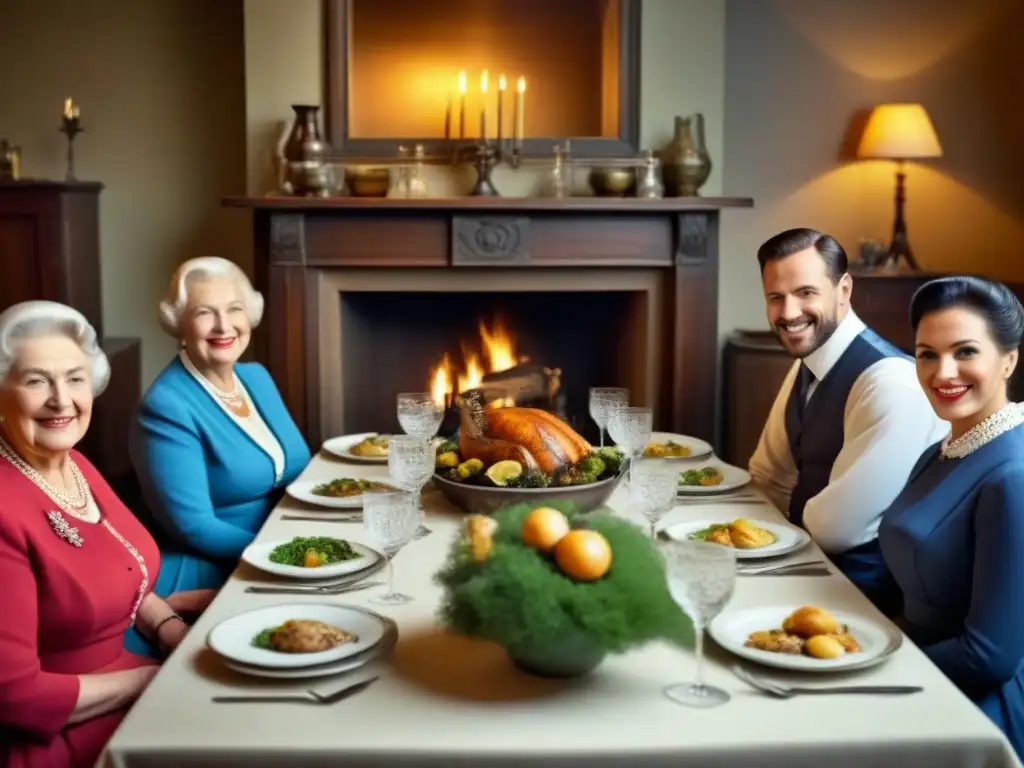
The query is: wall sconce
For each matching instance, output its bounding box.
[857,103,943,271]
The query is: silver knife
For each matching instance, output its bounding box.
[244,580,382,595]
[743,567,831,577]
[282,514,362,523]
[212,676,379,704]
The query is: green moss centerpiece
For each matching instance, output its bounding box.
[434,501,693,678]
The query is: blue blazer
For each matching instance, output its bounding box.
[129,356,311,597]
[879,425,1024,759]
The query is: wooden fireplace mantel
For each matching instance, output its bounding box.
[224,195,753,449]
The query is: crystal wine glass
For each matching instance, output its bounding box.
[362,490,422,605]
[387,435,435,502]
[396,392,444,439]
[629,458,678,540]
[660,539,737,708]
[588,387,629,448]
[606,405,653,482]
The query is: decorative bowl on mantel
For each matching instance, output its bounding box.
[345,166,390,197]
[434,502,692,679]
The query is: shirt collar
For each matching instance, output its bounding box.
[802,310,866,381]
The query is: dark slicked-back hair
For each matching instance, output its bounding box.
[756,228,848,284]
[911,276,1024,353]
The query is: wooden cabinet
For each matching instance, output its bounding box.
[0,181,141,487]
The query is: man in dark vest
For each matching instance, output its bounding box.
[748,228,947,613]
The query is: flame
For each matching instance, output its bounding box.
[429,317,518,407]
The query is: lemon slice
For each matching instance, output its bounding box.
[485,459,524,486]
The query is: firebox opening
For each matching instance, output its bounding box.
[338,290,646,443]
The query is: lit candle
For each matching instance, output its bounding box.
[63,98,74,120]
[444,94,451,141]
[458,70,467,140]
[514,77,526,148]
[497,75,507,144]
[479,70,489,141]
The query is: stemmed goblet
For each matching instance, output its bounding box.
[362,490,422,605]
[588,387,629,448]
[606,404,653,483]
[387,435,435,508]
[396,392,444,440]
[660,539,737,708]
[629,458,678,540]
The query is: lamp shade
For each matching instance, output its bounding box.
[857,103,943,160]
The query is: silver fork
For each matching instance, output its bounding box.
[212,675,379,704]
[738,560,825,575]
[732,665,922,698]
[244,579,383,595]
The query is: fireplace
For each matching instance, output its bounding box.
[329,273,662,442]
[226,195,754,449]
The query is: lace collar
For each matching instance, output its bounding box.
[940,402,1024,460]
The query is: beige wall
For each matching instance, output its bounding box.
[721,0,1024,337]
[0,0,248,386]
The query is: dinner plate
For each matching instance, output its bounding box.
[207,603,389,669]
[643,432,714,462]
[708,605,903,673]
[285,478,396,509]
[675,458,752,496]
[661,519,810,560]
[321,432,391,464]
[241,538,381,580]
[221,618,398,680]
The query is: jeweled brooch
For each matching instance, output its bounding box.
[47,510,84,547]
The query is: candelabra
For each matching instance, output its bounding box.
[452,137,522,197]
[59,114,83,182]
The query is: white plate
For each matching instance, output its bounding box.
[662,519,810,560]
[221,622,397,680]
[643,432,714,461]
[676,458,752,496]
[207,603,388,669]
[321,432,391,464]
[708,605,903,672]
[241,538,381,580]
[285,478,396,509]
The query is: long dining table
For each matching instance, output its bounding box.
[103,448,1022,768]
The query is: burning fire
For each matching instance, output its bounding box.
[430,317,519,407]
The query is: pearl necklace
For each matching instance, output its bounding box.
[940,403,1024,460]
[0,434,92,517]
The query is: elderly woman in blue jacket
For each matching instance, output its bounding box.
[130,256,311,600]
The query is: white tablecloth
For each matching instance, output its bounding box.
[103,452,1022,768]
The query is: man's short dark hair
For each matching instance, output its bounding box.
[756,228,849,284]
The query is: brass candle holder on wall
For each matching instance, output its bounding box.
[59,98,83,182]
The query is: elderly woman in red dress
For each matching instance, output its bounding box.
[0,301,191,768]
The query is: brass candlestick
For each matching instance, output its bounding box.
[59,111,83,182]
[452,138,521,197]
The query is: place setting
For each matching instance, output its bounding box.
[659,538,917,707]
[203,601,399,688]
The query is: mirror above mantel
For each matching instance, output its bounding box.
[324,0,641,159]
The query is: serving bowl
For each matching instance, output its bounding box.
[431,468,626,516]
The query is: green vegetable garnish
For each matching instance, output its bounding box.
[252,626,278,648]
[268,536,360,567]
[687,524,728,541]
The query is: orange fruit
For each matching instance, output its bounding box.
[521,507,571,553]
[554,529,612,581]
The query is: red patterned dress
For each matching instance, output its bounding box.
[0,448,161,768]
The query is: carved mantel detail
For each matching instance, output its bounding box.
[452,216,530,265]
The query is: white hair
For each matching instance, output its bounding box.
[157,256,264,338]
[0,301,111,396]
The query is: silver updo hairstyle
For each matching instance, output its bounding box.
[0,300,111,396]
[157,256,264,338]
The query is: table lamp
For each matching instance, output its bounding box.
[856,103,943,271]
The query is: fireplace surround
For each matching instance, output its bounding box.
[223,196,753,450]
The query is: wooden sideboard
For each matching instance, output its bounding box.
[719,272,1024,467]
[0,181,142,487]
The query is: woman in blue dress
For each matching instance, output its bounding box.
[126,257,311,653]
[879,275,1024,758]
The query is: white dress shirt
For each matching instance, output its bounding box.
[748,311,949,554]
